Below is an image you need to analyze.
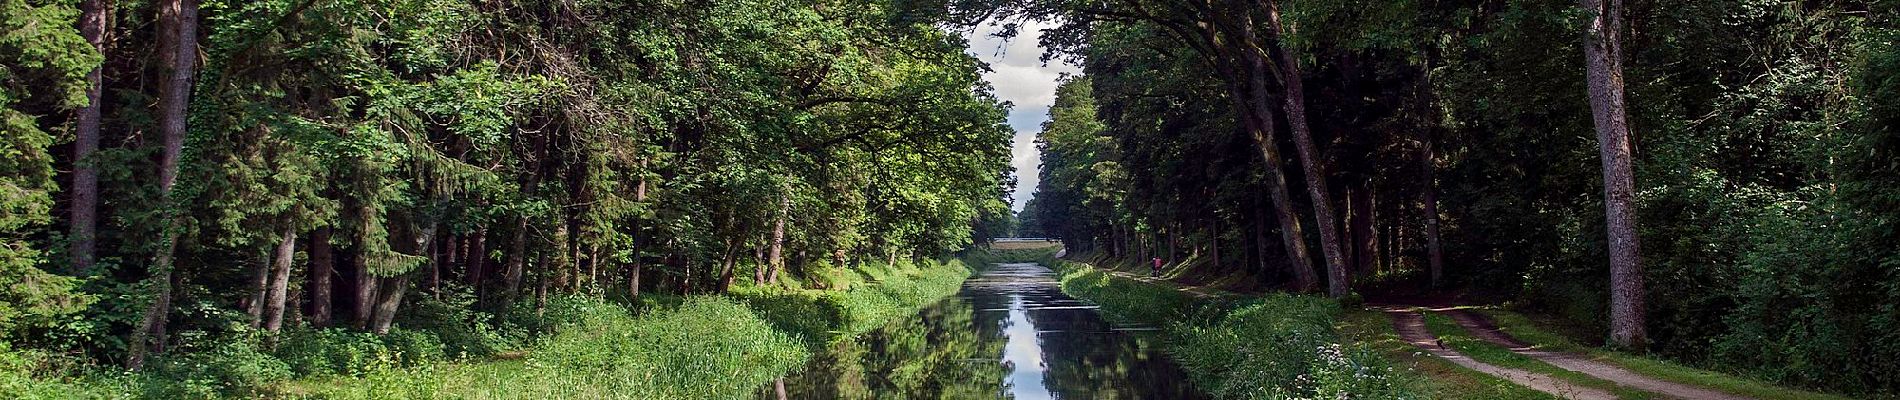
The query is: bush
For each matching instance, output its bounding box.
[141,338,290,398]
[501,294,617,341]
[380,328,445,368]
[1,341,122,399]
[524,296,809,399]
[275,327,445,378]
[396,292,513,358]
[1172,295,1414,399]
[730,288,848,343]
[1054,259,1419,399]
[275,328,387,378]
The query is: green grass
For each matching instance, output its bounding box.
[1051,258,1419,399]
[1335,310,1558,400]
[1047,259,1209,325]
[1421,312,1660,399]
[285,297,810,399]
[1477,309,1854,400]
[278,254,990,400]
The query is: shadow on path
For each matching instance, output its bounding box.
[1437,309,1744,400]
[1378,306,1616,400]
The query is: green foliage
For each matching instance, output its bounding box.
[140,338,291,398]
[1173,297,1415,399]
[275,328,397,378]
[395,293,512,359]
[525,297,806,399]
[1055,258,1417,399]
[0,341,126,400]
[275,327,447,379]
[0,0,95,340]
[734,257,972,343]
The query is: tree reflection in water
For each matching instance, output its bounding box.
[765,263,1206,399]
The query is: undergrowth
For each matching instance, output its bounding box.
[1048,256,1420,399]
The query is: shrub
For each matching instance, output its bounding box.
[0,341,114,399]
[396,292,512,358]
[731,288,848,343]
[380,328,445,367]
[1054,259,1419,399]
[1172,295,1414,399]
[275,328,386,377]
[501,294,617,341]
[524,296,809,399]
[274,327,443,377]
[141,338,290,398]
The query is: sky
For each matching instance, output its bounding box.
[960,21,1081,212]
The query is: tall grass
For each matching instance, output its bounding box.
[286,254,987,399]
[1049,257,1420,399]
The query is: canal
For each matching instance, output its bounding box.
[763,262,1208,399]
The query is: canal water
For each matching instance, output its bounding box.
[762,262,1208,399]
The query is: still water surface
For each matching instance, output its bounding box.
[763,262,1208,399]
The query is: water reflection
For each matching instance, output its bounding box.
[766,263,1207,399]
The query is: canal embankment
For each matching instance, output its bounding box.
[1043,253,1419,399]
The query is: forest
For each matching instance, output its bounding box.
[1017,0,1899,397]
[1,0,1896,399]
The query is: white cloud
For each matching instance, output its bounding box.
[960,20,1079,212]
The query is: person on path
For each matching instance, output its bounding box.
[1151,257,1162,277]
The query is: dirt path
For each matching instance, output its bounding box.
[1381,307,1616,399]
[1440,309,1745,400]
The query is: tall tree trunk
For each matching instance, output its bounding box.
[565,215,582,291]
[1422,129,1445,287]
[1380,213,1394,275]
[262,226,296,332]
[627,256,642,299]
[439,233,457,293]
[467,229,487,298]
[502,216,527,303]
[1210,217,1222,268]
[70,0,108,275]
[1226,11,1319,293]
[1265,1,1349,298]
[368,275,407,335]
[535,251,551,317]
[351,250,377,330]
[308,226,333,327]
[370,223,432,334]
[718,239,738,293]
[246,252,270,325]
[766,185,789,284]
[1351,183,1377,278]
[1416,46,1448,289]
[128,0,198,369]
[1581,0,1645,349]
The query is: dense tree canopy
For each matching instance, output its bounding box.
[0,0,1011,380]
[1017,0,1900,393]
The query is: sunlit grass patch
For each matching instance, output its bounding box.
[1052,259,1420,399]
[1336,310,1558,400]
[1476,309,1854,400]
[1420,312,1659,399]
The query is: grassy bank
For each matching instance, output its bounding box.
[1044,255,1418,399]
[2,249,1051,400]
[1470,308,1852,400]
[1335,310,1560,400]
[290,255,992,399]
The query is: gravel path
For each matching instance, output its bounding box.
[1440,309,1746,400]
[1382,307,1615,400]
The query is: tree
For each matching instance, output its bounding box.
[68,0,108,275]
[0,0,97,340]
[1580,0,1645,349]
[128,0,200,368]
